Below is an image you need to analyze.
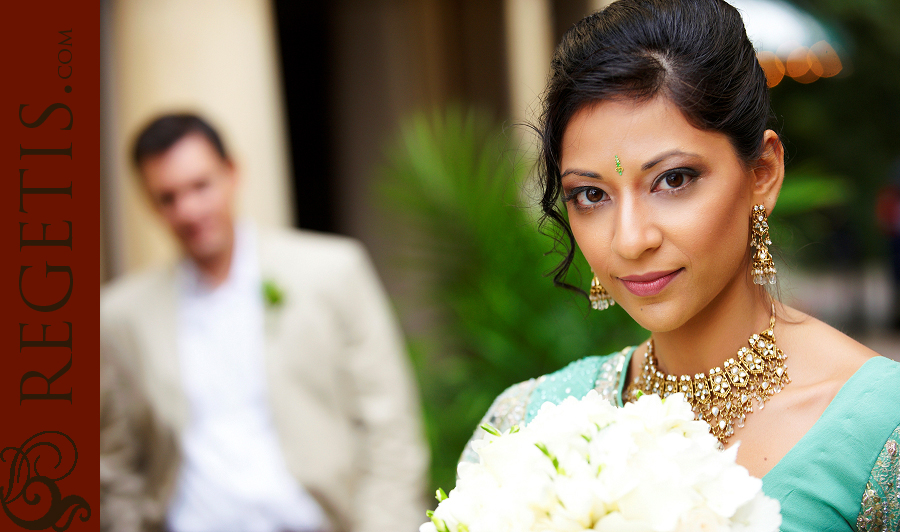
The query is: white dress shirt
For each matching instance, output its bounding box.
[167,225,327,532]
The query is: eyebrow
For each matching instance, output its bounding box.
[561,150,702,178]
[641,150,701,171]
[560,169,601,179]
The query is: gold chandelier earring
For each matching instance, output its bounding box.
[750,204,777,285]
[589,272,615,310]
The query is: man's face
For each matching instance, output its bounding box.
[140,133,237,264]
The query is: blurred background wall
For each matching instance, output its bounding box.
[100,0,900,496]
[100,0,622,280]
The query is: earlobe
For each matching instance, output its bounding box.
[223,159,240,186]
[223,158,237,177]
[751,130,784,209]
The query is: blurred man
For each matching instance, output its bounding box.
[100,114,428,532]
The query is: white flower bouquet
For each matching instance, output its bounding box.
[423,391,781,532]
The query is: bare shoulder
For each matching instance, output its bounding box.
[731,304,884,477]
[776,304,878,387]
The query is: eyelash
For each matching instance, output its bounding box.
[562,168,699,211]
[562,186,607,210]
[653,168,699,193]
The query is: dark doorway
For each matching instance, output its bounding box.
[273,1,337,234]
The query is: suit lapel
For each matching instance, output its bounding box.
[137,267,191,436]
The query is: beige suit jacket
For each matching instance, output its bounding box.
[100,228,428,532]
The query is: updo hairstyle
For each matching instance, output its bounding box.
[538,0,775,293]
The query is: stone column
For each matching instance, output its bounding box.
[503,0,554,127]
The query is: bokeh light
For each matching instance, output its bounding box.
[757,41,842,87]
[757,51,785,87]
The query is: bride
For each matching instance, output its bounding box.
[463,0,900,530]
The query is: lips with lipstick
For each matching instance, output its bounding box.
[618,269,683,297]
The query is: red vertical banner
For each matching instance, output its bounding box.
[0,1,99,531]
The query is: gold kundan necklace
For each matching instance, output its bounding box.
[624,305,790,445]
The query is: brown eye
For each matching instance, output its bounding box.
[565,186,608,210]
[656,170,696,192]
[586,188,604,202]
[664,173,685,188]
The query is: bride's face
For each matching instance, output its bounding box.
[559,96,756,332]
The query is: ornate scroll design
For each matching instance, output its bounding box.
[857,426,900,532]
[1,431,91,531]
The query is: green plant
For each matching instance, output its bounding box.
[377,108,645,495]
[768,163,851,268]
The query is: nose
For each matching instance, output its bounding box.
[610,195,662,260]
[170,191,207,227]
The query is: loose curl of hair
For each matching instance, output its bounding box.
[538,0,774,296]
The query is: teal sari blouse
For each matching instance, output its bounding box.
[462,350,900,532]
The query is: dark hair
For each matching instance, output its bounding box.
[538,0,774,294]
[132,113,229,168]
